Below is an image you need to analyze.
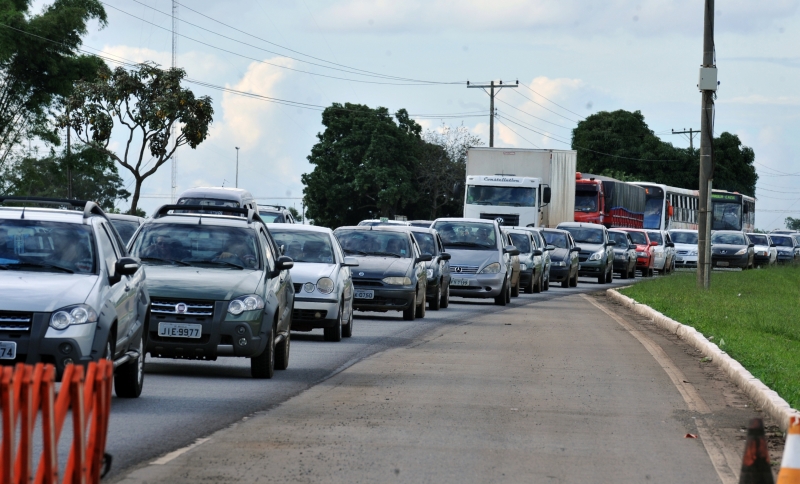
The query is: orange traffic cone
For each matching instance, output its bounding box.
[740,418,775,484]
[777,416,800,484]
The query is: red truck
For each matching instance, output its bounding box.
[574,173,646,228]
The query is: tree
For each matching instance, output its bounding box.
[288,206,303,223]
[302,103,422,228]
[60,63,214,213]
[1,145,129,210]
[786,217,800,231]
[0,0,107,167]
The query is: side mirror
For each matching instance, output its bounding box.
[770,243,776,248]
[543,186,552,204]
[629,244,637,250]
[748,243,755,248]
[650,241,658,246]
[342,256,359,267]
[503,245,520,256]
[546,244,555,251]
[111,257,140,285]
[440,252,452,261]
[417,254,433,263]
[276,255,294,271]
[533,249,543,256]
[667,242,675,248]
[606,240,616,246]
[571,247,582,252]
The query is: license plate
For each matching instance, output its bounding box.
[158,322,202,338]
[716,261,729,267]
[0,341,17,360]
[354,290,374,299]
[450,278,470,286]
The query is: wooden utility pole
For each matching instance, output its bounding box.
[467,80,518,147]
[671,128,698,152]
[697,0,717,289]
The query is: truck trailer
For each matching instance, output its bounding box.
[574,173,646,228]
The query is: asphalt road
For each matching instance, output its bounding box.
[103,275,634,479]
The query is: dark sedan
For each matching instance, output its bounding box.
[541,229,580,288]
[711,231,754,269]
[334,226,430,320]
[608,230,637,279]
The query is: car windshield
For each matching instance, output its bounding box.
[627,231,647,245]
[432,221,497,250]
[336,230,411,258]
[542,231,568,249]
[110,220,140,244]
[466,186,536,207]
[409,222,432,228]
[270,229,335,264]
[508,233,531,253]
[770,236,793,247]
[711,232,747,245]
[259,212,285,223]
[561,227,604,244]
[608,232,630,247]
[670,231,698,244]
[411,232,436,256]
[130,224,261,269]
[646,231,663,244]
[0,219,96,274]
[747,234,768,245]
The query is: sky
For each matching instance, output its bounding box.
[38,0,800,230]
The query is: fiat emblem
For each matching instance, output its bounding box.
[358,272,365,277]
[175,302,187,314]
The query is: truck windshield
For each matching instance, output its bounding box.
[0,220,96,274]
[466,186,536,207]
[574,191,598,212]
[432,221,497,250]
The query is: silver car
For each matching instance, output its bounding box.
[646,230,676,274]
[269,224,357,341]
[507,228,546,293]
[524,227,553,291]
[0,198,149,397]
[669,229,699,269]
[432,218,519,306]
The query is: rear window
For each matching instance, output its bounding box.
[646,231,663,244]
[608,232,630,247]
[627,231,647,245]
[508,233,531,253]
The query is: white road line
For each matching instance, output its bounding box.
[150,438,211,465]
[581,294,739,484]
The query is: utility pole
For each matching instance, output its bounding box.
[235,147,240,188]
[671,128,699,152]
[170,0,178,202]
[697,0,717,289]
[467,80,518,147]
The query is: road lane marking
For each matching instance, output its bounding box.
[581,294,739,484]
[151,438,211,465]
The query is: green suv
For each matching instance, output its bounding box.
[128,205,294,379]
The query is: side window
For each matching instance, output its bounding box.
[437,235,444,254]
[106,222,129,257]
[97,224,120,277]
[331,235,344,263]
[258,230,276,272]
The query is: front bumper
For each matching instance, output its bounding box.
[352,285,416,312]
[711,254,749,269]
[519,268,534,288]
[549,265,570,282]
[675,254,698,267]
[578,259,604,276]
[776,252,796,264]
[292,297,340,330]
[448,272,505,298]
[635,255,651,269]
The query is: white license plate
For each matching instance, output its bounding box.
[716,261,729,267]
[158,322,202,338]
[354,290,374,299]
[0,341,17,360]
[450,278,470,286]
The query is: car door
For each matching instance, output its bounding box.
[436,233,450,287]
[332,235,353,319]
[259,229,290,334]
[568,233,579,276]
[96,222,132,356]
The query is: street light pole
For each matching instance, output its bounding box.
[235,147,240,188]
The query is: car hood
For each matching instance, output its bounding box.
[548,248,571,261]
[776,246,795,253]
[289,263,336,283]
[0,273,99,312]
[711,244,747,254]
[350,257,413,278]
[144,266,263,300]
[673,243,697,251]
[446,249,499,269]
[576,242,604,253]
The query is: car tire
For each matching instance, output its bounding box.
[533,271,542,293]
[440,283,450,308]
[275,331,290,370]
[561,275,569,288]
[570,270,578,287]
[506,278,512,303]
[430,283,442,310]
[629,264,636,279]
[342,303,353,338]
[597,271,605,284]
[115,335,145,398]
[543,273,550,291]
[620,267,628,279]
[495,278,509,305]
[403,292,417,320]
[324,307,343,342]
[415,289,426,318]
[251,325,275,379]
[511,279,520,297]
[606,266,613,283]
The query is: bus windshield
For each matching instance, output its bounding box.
[712,202,742,231]
[466,186,536,207]
[643,198,663,229]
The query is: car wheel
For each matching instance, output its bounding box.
[275,331,291,370]
[620,266,628,279]
[251,324,275,379]
[629,264,636,279]
[570,270,578,287]
[440,283,450,308]
[114,335,145,398]
[495,278,509,305]
[415,289,426,318]
[533,271,542,293]
[606,266,613,283]
[543,273,550,291]
[597,271,605,284]
[342,302,354,338]
[324,306,343,342]
[505,278,512,303]
[511,278,520,297]
[403,292,417,320]
[430,283,442,310]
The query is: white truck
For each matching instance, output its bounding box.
[464,148,576,227]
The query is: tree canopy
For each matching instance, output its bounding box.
[786,217,800,231]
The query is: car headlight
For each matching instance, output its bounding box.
[382,276,412,285]
[552,261,566,267]
[426,269,434,279]
[588,251,603,261]
[689,250,698,256]
[637,251,648,257]
[757,250,767,256]
[50,304,98,330]
[479,262,501,274]
[303,282,315,293]
[734,248,747,255]
[228,294,265,315]
[316,277,335,294]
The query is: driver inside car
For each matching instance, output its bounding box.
[216,236,258,268]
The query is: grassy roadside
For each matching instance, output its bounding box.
[620,266,800,409]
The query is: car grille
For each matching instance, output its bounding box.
[352,279,384,287]
[0,311,32,332]
[151,299,214,316]
[578,251,593,263]
[293,309,329,321]
[450,266,479,274]
[293,283,303,293]
[676,250,691,255]
[479,213,519,226]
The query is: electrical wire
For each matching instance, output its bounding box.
[493,97,573,130]
[494,111,572,144]
[511,89,581,124]
[494,117,540,149]
[519,83,585,120]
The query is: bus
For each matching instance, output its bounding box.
[632,182,699,231]
[711,190,755,232]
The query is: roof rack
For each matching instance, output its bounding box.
[154,204,261,224]
[259,205,287,211]
[0,196,108,220]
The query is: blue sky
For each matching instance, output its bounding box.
[44,0,800,230]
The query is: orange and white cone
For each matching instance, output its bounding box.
[778,416,800,484]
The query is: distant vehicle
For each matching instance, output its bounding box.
[711,190,756,233]
[770,229,799,235]
[607,230,637,279]
[107,213,145,245]
[746,233,777,268]
[431,218,518,305]
[129,204,294,379]
[0,197,149,397]
[646,230,676,274]
[557,222,615,284]
[500,229,522,297]
[334,226,430,320]
[522,227,552,291]
[259,206,297,224]
[574,173,646,228]
[766,234,798,265]
[632,182,699,231]
[669,229,699,269]
[409,227,451,310]
[357,219,412,227]
[621,229,656,277]
[540,228,580,288]
[464,147,575,227]
[408,220,434,228]
[710,231,754,269]
[506,228,545,293]
[269,224,356,341]
[176,187,258,214]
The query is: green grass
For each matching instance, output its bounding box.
[620,266,800,409]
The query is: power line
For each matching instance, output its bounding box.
[494,111,572,144]
[511,89,582,124]
[519,83,586,120]
[494,117,540,149]
[493,97,573,130]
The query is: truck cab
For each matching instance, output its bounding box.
[574,173,645,229]
[463,175,550,227]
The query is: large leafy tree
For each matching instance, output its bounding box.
[302,103,422,227]
[61,63,214,213]
[0,0,106,168]
[571,110,757,196]
[786,217,800,231]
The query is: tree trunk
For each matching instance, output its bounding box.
[129,177,142,215]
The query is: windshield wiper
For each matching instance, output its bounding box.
[367,251,402,258]
[344,250,369,256]
[0,261,74,273]
[445,242,493,249]
[184,259,245,269]
[139,257,190,266]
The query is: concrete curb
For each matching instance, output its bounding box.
[607,288,800,432]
